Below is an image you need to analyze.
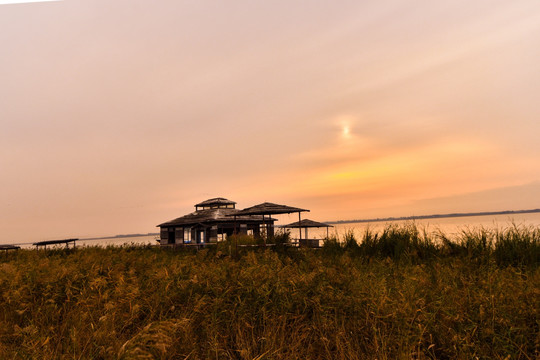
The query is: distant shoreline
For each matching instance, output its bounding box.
[6,209,539,246]
[81,233,159,241]
[326,208,540,225]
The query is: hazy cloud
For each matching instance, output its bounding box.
[1,0,540,242]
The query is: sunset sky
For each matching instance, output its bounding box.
[1,0,540,243]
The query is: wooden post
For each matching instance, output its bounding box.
[298,212,302,243]
[234,215,238,257]
[262,214,266,247]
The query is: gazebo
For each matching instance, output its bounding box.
[231,202,309,246]
[281,219,333,248]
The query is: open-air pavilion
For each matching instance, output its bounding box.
[0,244,21,254]
[33,238,78,249]
[281,219,333,248]
[230,202,309,246]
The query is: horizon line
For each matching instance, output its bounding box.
[326,208,540,224]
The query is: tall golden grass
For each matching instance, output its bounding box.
[0,224,538,359]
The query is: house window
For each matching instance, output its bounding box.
[184,228,191,243]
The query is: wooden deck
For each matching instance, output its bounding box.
[159,240,323,249]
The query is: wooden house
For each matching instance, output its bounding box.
[157,198,275,246]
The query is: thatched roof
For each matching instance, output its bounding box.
[232,202,309,216]
[195,197,236,207]
[158,208,272,227]
[281,219,333,228]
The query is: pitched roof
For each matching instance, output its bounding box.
[157,208,271,227]
[232,202,309,216]
[281,219,333,228]
[195,198,236,207]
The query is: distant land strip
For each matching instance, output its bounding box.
[326,208,540,225]
[82,233,159,241]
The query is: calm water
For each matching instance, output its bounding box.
[12,235,159,249]
[12,212,540,249]
[77,235,159,248]
[300,212,540,240]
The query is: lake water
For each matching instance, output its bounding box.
[13,212,540,249]
[77,235,160,248]
[11,235,160,249]
[299,212,540,240]
[90,212,540,246]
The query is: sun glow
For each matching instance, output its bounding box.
[335,114,356,140]
[284,138,498,206]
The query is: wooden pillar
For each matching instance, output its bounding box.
[298,212,302,242]
[239,224,247,235]
[262,214,266,247]
[234,215,238,257]
[211,225,218,242]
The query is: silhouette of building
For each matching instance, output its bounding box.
[157,198,275,245]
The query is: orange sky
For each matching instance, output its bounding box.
[1,0,540,243]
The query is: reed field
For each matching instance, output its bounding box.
[0,224,538,359]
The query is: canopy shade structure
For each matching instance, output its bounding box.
[231,202,309,216]
[33,238,78,248]
[281,219,333,229]
[230,202,310,245]
[281,219,333,245]
[0,244,20,251]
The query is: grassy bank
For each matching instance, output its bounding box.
[0,224,538,359]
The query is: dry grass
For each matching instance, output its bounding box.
[0,224,538,359]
